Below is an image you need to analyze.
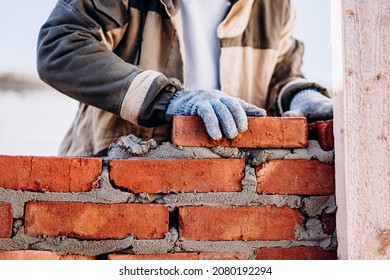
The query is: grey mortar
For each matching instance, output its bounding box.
[0,135,336,256]
[302,196,337,216]
[250,140,334,166]
[0,166,134,219]
[180,240,332,256]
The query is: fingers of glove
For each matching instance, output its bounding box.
[211,101,239,139]
[237,99,267,116]
[282,109,305,118]
[306,102,334,122]
[220,97,248,132]
[196,102,223,140]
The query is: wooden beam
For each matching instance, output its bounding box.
[333,0,390,259]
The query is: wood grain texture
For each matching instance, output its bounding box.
[333,0,390,259]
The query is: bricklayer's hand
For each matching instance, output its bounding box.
[282,89,333,122]
[165,89,266,140]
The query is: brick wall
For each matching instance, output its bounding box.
[0,117,336,260]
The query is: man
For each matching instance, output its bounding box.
[37,0,333,156]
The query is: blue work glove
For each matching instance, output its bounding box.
[165,89,266,140]
[282,89,333,122]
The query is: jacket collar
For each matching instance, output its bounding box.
[159,0,180,17]
[217,0,255,38]
[159,0,240,17]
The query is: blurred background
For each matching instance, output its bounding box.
[0,0,331,156]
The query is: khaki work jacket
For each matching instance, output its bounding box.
[37,0,328,156]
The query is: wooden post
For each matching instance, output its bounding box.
[332,0,390,259]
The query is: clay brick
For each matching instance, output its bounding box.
[0,203,12,238]
[172,116,308,148]
[322,211,336,235]
[0,250,95,260]
[256,160,335,195]
[109,159,245,193]
[179,206,303,241]
[0,155,102,192]
[25,202,168,239]
[108,252,248,260]
[309,120,334,150]
[255,247,337,260]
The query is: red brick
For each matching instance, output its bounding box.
[179,206,303,241]
[256,160,335,195]
[0,155,102,192]
[109,159,245,193]
[25,202,168,240]
[309,120,334,150]
[172,116,308,148]
[108,252,248,260]
[322,211,336,235]
[0,203,12,238]
[0,250,95,260]
[255,247,337,260]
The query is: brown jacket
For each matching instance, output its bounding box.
[37,0,328,156]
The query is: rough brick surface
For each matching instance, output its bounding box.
[0,203,12,238]
[172,116,308,148]
[179,206,303,241]
[309,120,334,151]
[110,159,245,193]
[255,247,337,260]
[108,252,248,260]
[322,211,336,235]
[25,202,168,239]
[0,250,95,260]
[0,155,102,192]
[256,160,335,195]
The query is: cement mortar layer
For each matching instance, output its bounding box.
[107,134,334,165]
[0,225,336,256]
[0,136,336,256]
[0,167,134,219]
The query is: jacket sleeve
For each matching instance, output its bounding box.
[265,0,330,116]
[37,0,180,126]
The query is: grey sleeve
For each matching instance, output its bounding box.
[37,0,141,115]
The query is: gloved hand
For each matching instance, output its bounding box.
[166,89,266,140]
[282,89,333,122]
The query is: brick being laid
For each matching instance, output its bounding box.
[172,116,308,148]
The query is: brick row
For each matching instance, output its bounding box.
[108,252,248,260]
[109,159,245,193]
[172,116,308,148]
[24,202,168,239]
[255,247,337,260]
[0,250,95,260]
[0,203,12,238]
[179,206,303,241]
[0,155,102,192]
[309,120,334,151]
[256,160,335,195]
[0,249,335,260]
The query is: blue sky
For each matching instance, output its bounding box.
[0,0,332,88]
